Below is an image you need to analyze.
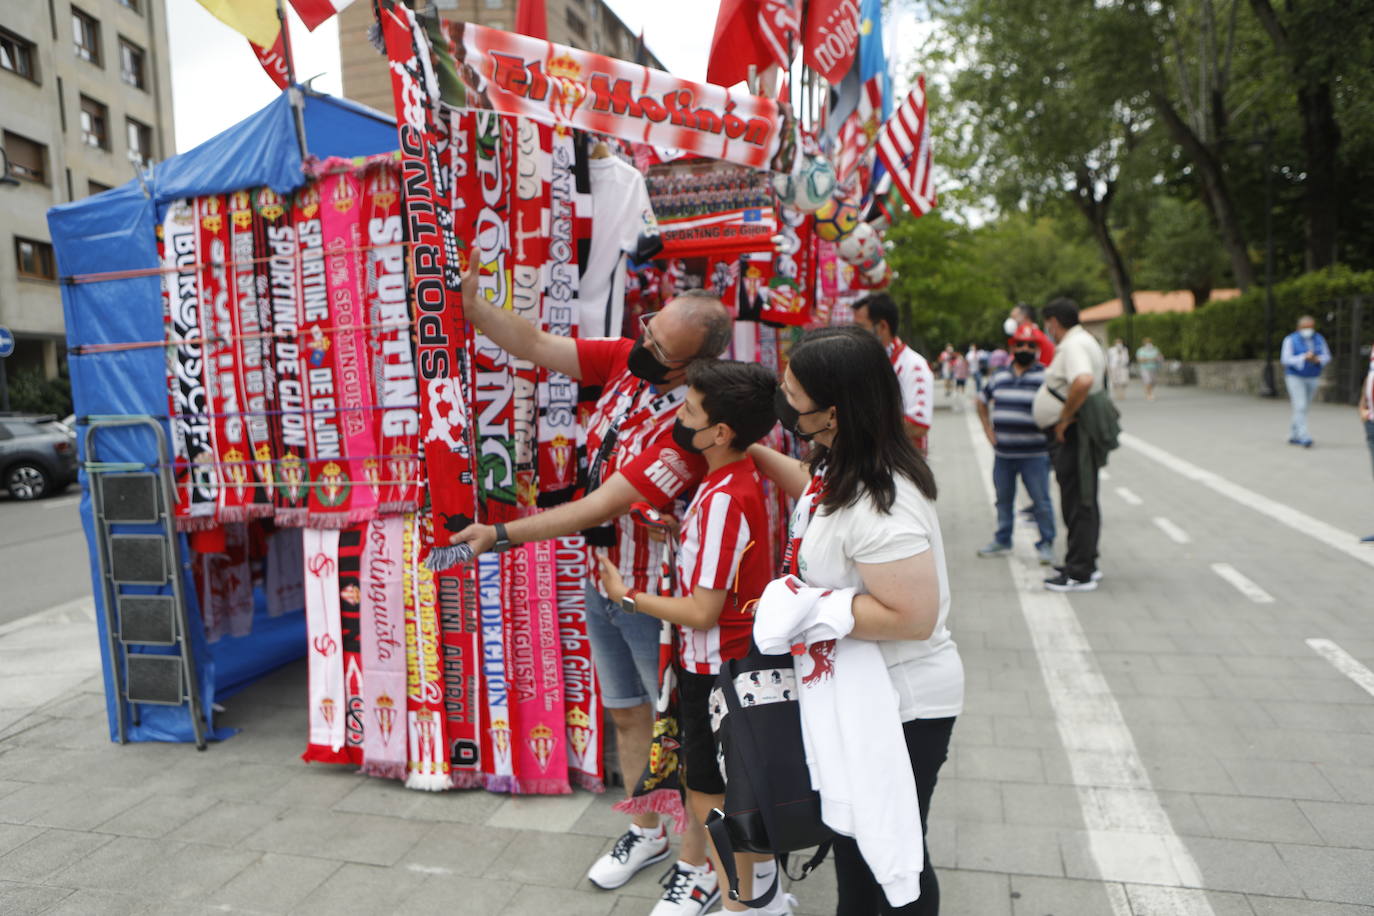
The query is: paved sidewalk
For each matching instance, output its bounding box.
[2,386,1373,914]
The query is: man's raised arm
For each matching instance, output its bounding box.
[462,262,582,379]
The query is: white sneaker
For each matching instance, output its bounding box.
[586,826,670,890]
[651,861,720,915]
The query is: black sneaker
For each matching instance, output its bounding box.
[1044,573,1097,592]
[1055,565,1104,583]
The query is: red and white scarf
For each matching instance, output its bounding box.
[303,527,349,763]
[338,523,366,764]
[537,128,582,504]
[359,515,407,780]
[194,522,253,642]
[555,535,603,791]
[227,190,276,517]
[510,117,547,511]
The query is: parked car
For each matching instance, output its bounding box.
[0,414,78,500]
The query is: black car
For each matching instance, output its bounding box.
[0,415,78,500]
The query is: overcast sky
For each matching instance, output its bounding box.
[168,0,929,153]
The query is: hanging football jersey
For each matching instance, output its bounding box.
[576,153,662,339]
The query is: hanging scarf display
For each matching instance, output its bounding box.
[193,522,253,642]
[260,187,311,524]
[318,165,380,525]
[265,526,304,617]
[362,161,422,515]
[404,514,454,790]
[537,127,581,507]
[510,117,547,511]
[472,108,519,524]
[436,566,483,787]
[555,535,603,791]
[227,190,276,517]
[760,204,814,326]
[509,539,570,794]
[303,527,350,763]
[478,551,515,791]
[381,4,479,571]
[338,523,366,764]
[162,200,218,530]
[360,515,407,780]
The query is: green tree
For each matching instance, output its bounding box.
[972,211,1111,308]
[884,209,1004,352]
[1135,196,1230,304]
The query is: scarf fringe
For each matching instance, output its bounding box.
[380,500,420,515]
[360,761,407,781]
[245,503,275,519]
[483,774,518,794]
[424,543,473,572]
[513,778,572,796]
[570,771,606,793]
[176,515,219,533]
[275,509,310,527]
[405,770,455,792]
[450,770,486,790]
[613,788,687,832]
[218,506,247,524]
[306,513,353,530]
[302,745,354,765]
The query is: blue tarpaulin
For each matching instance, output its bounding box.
[48,89,396,743]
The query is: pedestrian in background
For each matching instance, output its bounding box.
[1135,338,1162,401]
[988,346,1010,373]
[939,344,957,397]
[1004,302,1056,366]
[853,294,935,455]
[1107,338,1130,399]
[1281,316,1330,447]
[1032,298,1111,592]
[952,351,969,408]
[966,343,984,393]
[1359,343,1374,543]
[977,327,1056,565]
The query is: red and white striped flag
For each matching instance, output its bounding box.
[289,0,355,31]
[875,75,936,216]
[835,73,883,184]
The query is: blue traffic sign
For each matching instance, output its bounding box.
[0,327,13,359]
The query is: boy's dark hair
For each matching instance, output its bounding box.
[854,293,900,336]
[1043,297,1080,328]
[686,359,779,450]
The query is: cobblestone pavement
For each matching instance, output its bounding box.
[2,385,1373,915]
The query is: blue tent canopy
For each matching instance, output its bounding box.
[48,89,396,743]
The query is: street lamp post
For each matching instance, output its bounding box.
[1257,127,1278,398]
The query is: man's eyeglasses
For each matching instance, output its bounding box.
[638,311,694,367]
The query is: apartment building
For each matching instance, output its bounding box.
[1,0,174,380]
[337,0,665,114]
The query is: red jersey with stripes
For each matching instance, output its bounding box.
[577,337,706,594]
[676,456,774,674]
[889,338,933,451]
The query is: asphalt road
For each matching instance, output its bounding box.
[0,488,90,627]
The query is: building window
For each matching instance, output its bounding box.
[126,117,152,165]
[565,8,587,41]
[119,38,145,89]
[88,180,112,196]
[80,95,109,149]
[3,131,47,184]
[15,237,56,281]
[118,0,141,12]
[483,0,502,8]
[72,8,102,66]
[1,28,38,81]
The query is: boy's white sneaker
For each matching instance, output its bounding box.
[650,861,720,916]
[586,825,670,890]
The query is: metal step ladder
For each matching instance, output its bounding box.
[83,415,208,750]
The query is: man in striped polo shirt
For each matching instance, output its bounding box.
[976,325,1056,565]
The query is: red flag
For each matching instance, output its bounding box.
[249,24,292,90]
[514,0,547,40]
[875,76,936,217]
[803,0,860,84]
[707,0,787,88]
[289,0,354,31]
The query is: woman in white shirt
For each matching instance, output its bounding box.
[752,327,963,914]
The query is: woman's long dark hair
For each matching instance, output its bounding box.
[789,326,937,512]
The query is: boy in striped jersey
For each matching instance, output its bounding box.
[976,325,1057,565]
[599,360,782,916]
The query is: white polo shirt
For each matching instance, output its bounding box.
[1032,324,1107,429]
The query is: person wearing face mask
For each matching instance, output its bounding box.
[1005,302,1056,367]
[852,294,935,455]
[749,327,961,916]
[599,360,784,916]
[975,327,1056,565]
[1280,315,1331,448]
[449,265,732,895]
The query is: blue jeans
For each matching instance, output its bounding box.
[583,583,663,709]
[993,454,1055,548]
[1286,373,1320,441]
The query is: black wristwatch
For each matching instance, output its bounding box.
[492,523,513,553]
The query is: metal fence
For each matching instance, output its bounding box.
[1318,295,1371,405]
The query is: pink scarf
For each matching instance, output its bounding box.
[555,535,604,791]
[359,516,407,780]
[509,540,570,793]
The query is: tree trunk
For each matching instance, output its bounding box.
[1152,90,1256,290]
[1071,167,1135,344]
[1189,284,1214,308]
[1298,81,1340,269]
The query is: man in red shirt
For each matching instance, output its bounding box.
[1005,302,1056,366]
[450,268,732,893]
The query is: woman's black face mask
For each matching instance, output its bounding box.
[627,337,673,385]
[773,388,828,441]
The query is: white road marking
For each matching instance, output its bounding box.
[1115,487,1143,506]
[1209,563,1275,604]
[964,410,1213,913]
[1100,470,1111,481]
[1306,639,1374,699]
[404,864,453,876]
[1152,517,1191,545]
[1121,432,1373,570]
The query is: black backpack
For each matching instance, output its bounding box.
[706,650,833,908]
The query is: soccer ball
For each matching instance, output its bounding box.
[837,221,881,262]
[772,154,837,213]
[813,194,862,242]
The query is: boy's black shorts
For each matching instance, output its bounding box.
[676,667,725,795]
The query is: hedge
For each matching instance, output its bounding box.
[1105,266,1374,361]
